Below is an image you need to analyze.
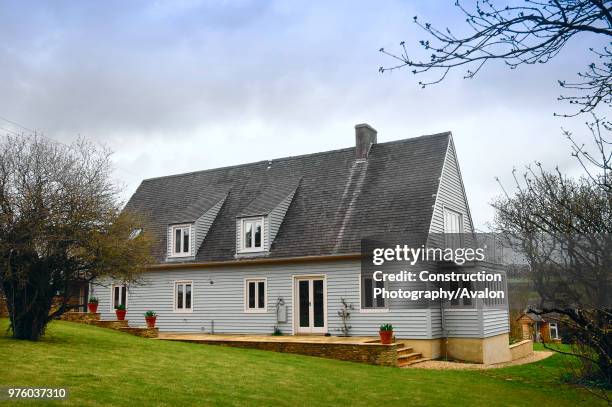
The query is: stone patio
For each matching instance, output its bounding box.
[157,333,425,367]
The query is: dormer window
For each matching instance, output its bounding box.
[170,224,192,257]
[241,217,264,252]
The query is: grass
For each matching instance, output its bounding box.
[0,319,607,406]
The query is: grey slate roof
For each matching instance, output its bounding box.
[237,176,301,217]
[124,132,451,263]
[169,190,228,224]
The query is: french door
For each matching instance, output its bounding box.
[112,285,127,310]
[295,277,326,334]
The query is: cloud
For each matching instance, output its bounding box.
[0,0,604,228]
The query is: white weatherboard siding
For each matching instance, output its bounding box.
[441,307,509,338]
[429,138,473,235]
[268,190,296,245]
[482,308,510,337]
[442,308,481,337]
[194,197,226,251]
[92,259,441,338]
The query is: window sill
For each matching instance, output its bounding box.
[359,308,390,314]
[243,309,268,314]
[238,248,266,254]
[168,253,193,259]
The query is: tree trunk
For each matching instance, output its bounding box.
[2,275,55,341]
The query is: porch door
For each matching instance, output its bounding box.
[112,285,127,310]
[296,277,326,334]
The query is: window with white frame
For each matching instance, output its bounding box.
[241,218,264,252]
[245,279,266,312]
[549,322,559,340]
[170,224,191,257]
[443,208,464,233]
[361,276,386,309]
[444,208,464,249]
[111,284,127,310]
[174,281,193,312]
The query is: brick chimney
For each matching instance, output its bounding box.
[355,123,377,160]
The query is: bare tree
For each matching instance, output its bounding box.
[0,135,153,340]
[493,161,611,389]
[379,0,612,116]
[379,1,612,390]
[565,114,612,192]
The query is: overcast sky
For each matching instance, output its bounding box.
[0,1,607,229]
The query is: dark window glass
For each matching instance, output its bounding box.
[175,229,181,253]
[177,284,183,309]
[245,222,252,248]
[313,280,324,327]
[450,281,459,306]
[462,281,472,306]
[254,223,261,247]
[375,280,385,308]
[120,287,126,307]
[248,282,255,308]
[183,229,189,253]
[185,284,192,309]
[114,286,119,308]
[364,278,373,308]
[299,280,309,327]
[258,281,265,309]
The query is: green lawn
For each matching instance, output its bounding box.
[0,319,606,406]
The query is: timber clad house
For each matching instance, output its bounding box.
[90,124,515,364]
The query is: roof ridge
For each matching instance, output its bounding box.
[141,131,451,183]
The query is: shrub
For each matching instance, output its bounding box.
[379,324,393,331]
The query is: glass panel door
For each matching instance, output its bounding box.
[313,280,324,328]
[295,277,326,334]
[299,280,310,328]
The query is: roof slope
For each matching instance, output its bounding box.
[125,132,451,263]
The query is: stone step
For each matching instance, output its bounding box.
[397,352,423,367]
[399,357,432,367]
[364,339,398,345]
[119,326,159,338]
[59,312,100,323]
[93,320,129,330]
[397,347,415,356]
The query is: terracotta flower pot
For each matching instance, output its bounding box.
[145,316,157,328]
[379,330,393,344]
[87,303,98,313]
[115,309,127,321]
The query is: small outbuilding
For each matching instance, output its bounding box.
[516,311,562,343]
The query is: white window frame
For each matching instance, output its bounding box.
[443,207,464,234]
[549,322,559,339]
[110,284,128,312]
[169,224,192,258]
[240,217,265,253]
[244,278,267,313]
[173,280,194,313]
[443,206,464,249]
[358,275,389,313]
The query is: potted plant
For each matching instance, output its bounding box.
[379,323,394,344]
[87,297,99,314]
[144,310,157,328]
[115,304,127,321]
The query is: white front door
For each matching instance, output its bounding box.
[295,276,327,334]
